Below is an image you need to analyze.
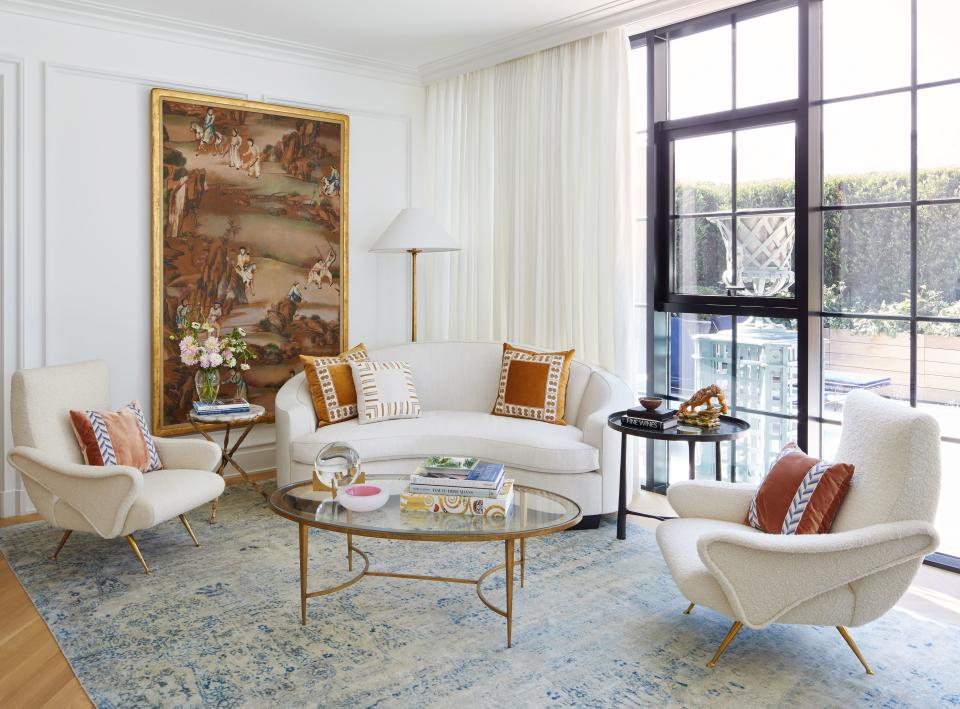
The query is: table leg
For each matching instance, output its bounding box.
[299,523,308,625]
[688,441,696,480]
[220,421,269,500]
[617,431,627,540]
[209,423,231,524]
[505,538,515,648]
[520,537,525,588]
[347,532,353,572]
[715,441,723,482]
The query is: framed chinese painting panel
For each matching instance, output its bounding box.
[151,89,348,436]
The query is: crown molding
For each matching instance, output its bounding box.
[0,0,422,86]
[418,0,749,83]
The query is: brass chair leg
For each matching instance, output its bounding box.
[683,603,695,615]
[126,535,151,575]
[52,530,73,560]
[179,514,201,547]
[706,621,743,669]
[837,626,874,675]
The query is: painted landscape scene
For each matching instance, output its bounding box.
[155,93,347,434]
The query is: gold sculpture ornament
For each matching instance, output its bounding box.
[678,384,729,429]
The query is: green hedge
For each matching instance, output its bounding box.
[674,168,960,315]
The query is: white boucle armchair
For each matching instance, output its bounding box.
[655,390,941,673]
[7,361,225,574]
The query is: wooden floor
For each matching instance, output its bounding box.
[0,484,957,708]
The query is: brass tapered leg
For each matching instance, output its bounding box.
[837,626,874,675]
[520,537,525,588]
[347,532,353,572]
[505,538,515,648]
[52,530,73,560]
[179,514,200,547]
[683,603,695,615]
[125,535,151,575]
[299,523,308,625]
[706,621,743,669]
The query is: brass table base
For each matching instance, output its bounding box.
[190,417,268,523]
[297,524,527,647]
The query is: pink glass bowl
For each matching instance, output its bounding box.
[337,483,389,512]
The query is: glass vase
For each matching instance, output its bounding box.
[195,368,221,404]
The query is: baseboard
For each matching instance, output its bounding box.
[569,514,601,530]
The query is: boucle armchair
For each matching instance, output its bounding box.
[7,360,225,574]
[655,390,941,673]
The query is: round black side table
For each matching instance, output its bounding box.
[607,411,750,540]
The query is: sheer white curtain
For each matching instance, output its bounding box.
[421,28,637,380]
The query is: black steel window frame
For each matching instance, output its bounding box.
[633,0,960,572]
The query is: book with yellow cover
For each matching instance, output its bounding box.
[400,481,515,517]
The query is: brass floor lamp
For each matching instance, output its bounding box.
[369,208,459,341]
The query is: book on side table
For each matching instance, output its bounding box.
[192,398,251,416]
[621,406,677,430]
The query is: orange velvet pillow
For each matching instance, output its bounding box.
[301,343,369,427]
[491,343,575,425]
[746,442,854,534]
[69,401,162,472]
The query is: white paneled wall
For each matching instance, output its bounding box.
[0,10,424,516]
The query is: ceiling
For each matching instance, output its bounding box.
[26,0,694,80]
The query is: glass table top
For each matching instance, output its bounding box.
[269,474,582,540]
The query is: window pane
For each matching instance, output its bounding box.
[916,325,960,438]
[736,319,798,415]
[823,94,911,205]
[668,313,731,398]
[674,132,731,213]
[917,84,960,200]
[735,413,799,483]
[735,7,798,107]
[673,217,728,296]
[918,204,960,316]
[823,0,911,99]
[918,0,960,84]
[669,25,731,119]
[822,318,910,421]
[733,214,796,298]
[736,123,795,209]
[823,207,911,313]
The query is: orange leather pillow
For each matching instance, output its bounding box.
[301,343,368,427]
[70,401,162,472]
[492,343,574,425]
[746,442,854,534]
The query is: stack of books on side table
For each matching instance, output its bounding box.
[621,405,678,430]
[192,398,251,416]
[400,456,514,516]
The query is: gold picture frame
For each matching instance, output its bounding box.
[151,88,349,436]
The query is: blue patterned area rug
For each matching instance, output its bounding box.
[1,484,957,708]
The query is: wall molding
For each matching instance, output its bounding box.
[0,0,421,86]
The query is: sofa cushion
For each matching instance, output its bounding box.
[290,410,599,474]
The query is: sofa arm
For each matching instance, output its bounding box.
[667,480,757,523]
[579,369,635,514]
[153,437,221,472]
[7,446,143,539]
[275,372,317,487]
[698,520,940,628]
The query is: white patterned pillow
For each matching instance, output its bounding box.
[350,360,421,424]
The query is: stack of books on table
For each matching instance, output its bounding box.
[621,405,678,430]
[400,457,514,517]
[192,398,251,416]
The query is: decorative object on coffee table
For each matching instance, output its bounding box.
[312,441,365,497]
[677,384,729,429]
[188,403,267,522]
[270,474,581,647]
[607,411,749,540]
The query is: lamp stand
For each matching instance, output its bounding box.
[408,248,421,342]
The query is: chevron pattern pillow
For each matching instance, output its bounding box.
[746,442,854,534]
[70,401,162,473]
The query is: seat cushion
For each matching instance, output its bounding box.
[290,410,599,474]
[124,469,225,533]
[655,518,764,617]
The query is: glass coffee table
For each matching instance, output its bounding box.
[269,475,582,647]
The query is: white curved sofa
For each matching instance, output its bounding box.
[275,341,634,518]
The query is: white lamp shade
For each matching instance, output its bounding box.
[369,208,459,253]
